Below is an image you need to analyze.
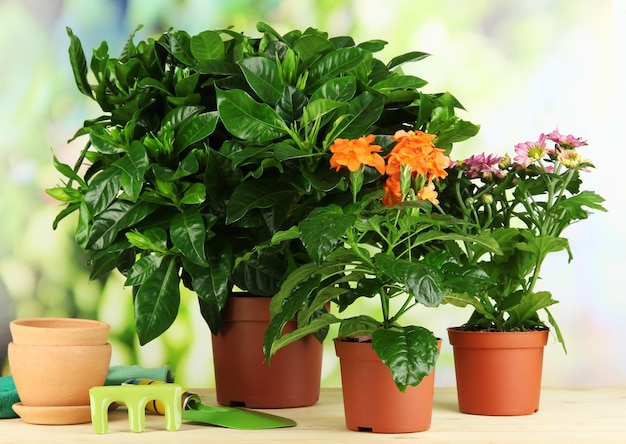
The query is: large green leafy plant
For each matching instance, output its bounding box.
[47,22,478,345]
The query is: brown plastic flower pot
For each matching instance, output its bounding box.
[448,327,549,416]
[211,295,323,408]
[334,337,440,433]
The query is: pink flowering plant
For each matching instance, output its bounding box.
[438,129,606,348]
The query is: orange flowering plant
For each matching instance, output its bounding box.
[264,129,499,391]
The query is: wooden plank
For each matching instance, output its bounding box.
[1,388,625,443]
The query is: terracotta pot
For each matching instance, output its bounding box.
[334,337,440,433]
[447,327,549,416]
[7,317,112,424]
[10,317,110,346]
[8,342,112,406]
[211,295,323,408]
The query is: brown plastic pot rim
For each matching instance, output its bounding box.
[219,295,274,322]
[447,327,549,348]
[334,337,442,361]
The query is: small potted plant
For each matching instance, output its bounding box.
[438,129,606,415]
[264,130,496,432]
[47,22,478,408]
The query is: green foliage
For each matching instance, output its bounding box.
[47,22,477,345]
[264,198,498,391]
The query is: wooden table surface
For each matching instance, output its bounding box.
[1,387,625,443]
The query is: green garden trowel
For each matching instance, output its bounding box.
[125,379,296,430]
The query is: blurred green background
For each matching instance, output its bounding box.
[1,0,623,388]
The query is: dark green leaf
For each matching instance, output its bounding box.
[275,84,307,123]
[190,30,225,61]
[183,245,232,334]
[87,200,158,250]
[174,72,200,97]
[194,60,239,75]
[89,125,125,154]
[372,326,438,391]
[375,254,445,307]
[216,88,288,143]
[125,255,163,287]
[88,248,127,280]
[139,77,172,95]
[174,112,219,153]
[180,183,206,205]
[51,153,87,188]
[84,168,122,217]
[169,30,195,66]
[66,27,92,98]
[387,51,430,71]
[372,75,428,93]
[505,291,558,329]
[134,257,181,345]
[226,179,296,224]
[298,205,355,264]
[327,91,384,141]
[75,201,90,248]
[431,118,481,149]
[268,312,339,357]
[162,105,204,129]
[306,47,368,92]
[238,57,283,106]
[357,39,387,52]
[171,211,208,266]
[113,141,149,201]
[338,315,380,337]
[310,76,357,102]
[292,34,335,66]
[264,275,323,359]
[302,99,344,127]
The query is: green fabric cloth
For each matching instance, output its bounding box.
[0,376,20,420]
[0,365,174,419]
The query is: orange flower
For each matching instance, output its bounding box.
[329,135,385,174]
[386,130,450,181]
[382,174,402,206]
[417,181,439,205]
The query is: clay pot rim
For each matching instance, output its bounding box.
[447,326,549,348]
[10,317,110,345]
[8,342,112,350]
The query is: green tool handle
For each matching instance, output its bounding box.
[123,378,200,414]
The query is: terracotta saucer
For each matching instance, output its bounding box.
[12,403,92,425]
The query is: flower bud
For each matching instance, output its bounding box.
[465,197,475,206]
[498,153,512,169]
[481,171,493,182]
[482,194,493,204]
